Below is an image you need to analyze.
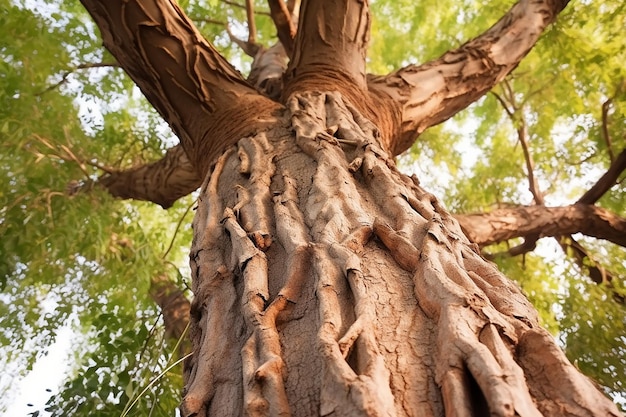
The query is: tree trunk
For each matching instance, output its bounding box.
[77,0,623,415]
[182,91,620,417]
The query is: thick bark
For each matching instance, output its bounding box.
[183,92,620,416]
[79,0,280,174]
[92,155,626,250]
[286,0,371,89]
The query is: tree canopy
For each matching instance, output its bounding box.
[0,0,624,415]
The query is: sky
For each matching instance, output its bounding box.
[2,326,73,417]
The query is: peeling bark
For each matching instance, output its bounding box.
[79,0,280,173]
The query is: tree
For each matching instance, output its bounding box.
[1,0,624,416]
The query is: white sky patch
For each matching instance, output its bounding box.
[2,325,75,416]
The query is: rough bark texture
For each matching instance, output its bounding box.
[183,92,619,416]
[77,0,624,415]
[79,0,280,174]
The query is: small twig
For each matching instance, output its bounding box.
[121,352,194,417]
[36,62,119,95]
[497,80,544,205]
[491,91,514,119]
[222,0,271,16]
[558,235,624,304]
[489,80,544,258]
[518,120,544,205]
[162,198,196,260]
[31,134,114,175]
[193,17,228,26]
[245,0,257,44]
[194,14,261,57]
[519,75,559,109]
[502,78,516,107]
[225,25,261,57]
[577,148,626,205]
[484,235,538,260]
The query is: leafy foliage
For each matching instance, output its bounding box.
[1,0,624,414]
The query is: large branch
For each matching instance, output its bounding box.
[455,204,626,248]
[285,0,370,90]
[368,0,570,155]
[80,0,277,174]
[98,145,201,209]
[267,0,296,56]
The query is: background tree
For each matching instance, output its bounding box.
[0,0,624,416]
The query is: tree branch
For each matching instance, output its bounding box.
[368,0,570,155]
[577,148,626,205]
[222,0,270,15]
[267,0,296,56]
[79,0,275,175]
[245,0,257,44]
[36,62,119,95]
[557,236,624,303]
[96,145,201,209]
[455,204,626,248]
[286,0,371,90]
[601,98,615,163]
[150,274,191,345]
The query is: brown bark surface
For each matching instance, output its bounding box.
[77,0,623,416]
[456,204,626,248]
[99,145,201,208]
[183,92,620,416]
